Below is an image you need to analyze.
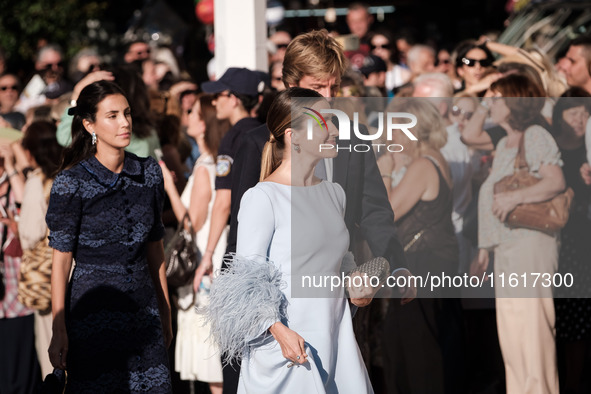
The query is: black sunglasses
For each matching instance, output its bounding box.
[0,85,18,91]
[134,48,151,56]
[461,57,492,68]
[214,92,232,99]
[451,105,473,120]
[276,43,289,49]
[370,43,390,50]
[41,61,65,71]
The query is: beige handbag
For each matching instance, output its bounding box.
[18,233,53,313]
[17,178,53,313]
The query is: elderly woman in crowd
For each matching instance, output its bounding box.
[378,99,464,394]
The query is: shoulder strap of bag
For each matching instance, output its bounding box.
[514,132,530,172]
[176,212,197,243]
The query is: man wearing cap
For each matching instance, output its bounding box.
[192,67,262,294]
[360,54,388,97]
[222,29,415,394]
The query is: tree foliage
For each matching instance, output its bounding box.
[0,0,107,64]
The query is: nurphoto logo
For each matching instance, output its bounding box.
[303,107,418,153]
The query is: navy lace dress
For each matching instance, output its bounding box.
[46,152,172,393]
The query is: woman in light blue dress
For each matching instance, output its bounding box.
[207,87,374,393]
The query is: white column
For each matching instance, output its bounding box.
[214,0,267,75]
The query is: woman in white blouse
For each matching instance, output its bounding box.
[472,74,566,394]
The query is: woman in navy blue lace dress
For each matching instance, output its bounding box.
[46,80,172,392]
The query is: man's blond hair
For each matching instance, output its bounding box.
[282,30,348,88]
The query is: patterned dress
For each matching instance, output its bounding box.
[46,152,172,393]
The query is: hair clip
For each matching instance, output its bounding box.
[67,106,78,116]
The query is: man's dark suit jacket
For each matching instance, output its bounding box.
[226,123,407,273]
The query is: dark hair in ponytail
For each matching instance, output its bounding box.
[260,87,323,181]
[58,80,127,172]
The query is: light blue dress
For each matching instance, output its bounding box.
[231,181,374,394]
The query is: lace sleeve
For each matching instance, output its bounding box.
[46,171,83,253]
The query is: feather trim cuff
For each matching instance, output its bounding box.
[205,254,288,363]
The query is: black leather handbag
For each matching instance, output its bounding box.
[164,214,201,288]
[40,369,67,394]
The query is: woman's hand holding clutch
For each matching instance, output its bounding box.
[348,271,380,307]
[347,257,391,307]
[269,322,308,365]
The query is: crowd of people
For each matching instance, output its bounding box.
[2,2,591,394]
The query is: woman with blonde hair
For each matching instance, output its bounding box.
[378,98,464,394]
[207,87,375,393]
[159,94,230,393]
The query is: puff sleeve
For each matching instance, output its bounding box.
[524,125,563,173]
[46,171,83,253]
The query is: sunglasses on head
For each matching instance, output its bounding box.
[371,43,390,50]
[0,85,18,92]
[451,105,473,120]
[461,57,492,68]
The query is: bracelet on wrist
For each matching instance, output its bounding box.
[476,104,489,115]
